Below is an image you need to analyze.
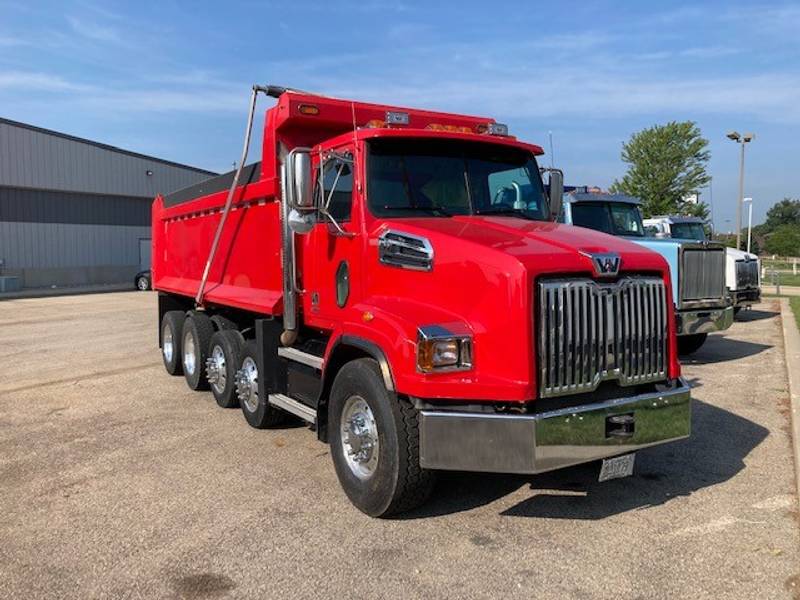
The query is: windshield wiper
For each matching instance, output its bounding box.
[475,207,536,220]
[383,205,452,217]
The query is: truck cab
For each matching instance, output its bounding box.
[644,215,761,312]
[560,190,733,354]
[152,89,691,517]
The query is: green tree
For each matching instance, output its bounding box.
[610,121,711,218]
[681,201,710,220]
[764,224,800,256]
[764,198,800,232]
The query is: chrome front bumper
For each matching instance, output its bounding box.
[676,305,734,336]
[418,379,691,475]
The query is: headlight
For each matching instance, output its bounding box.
[417,326,473,373]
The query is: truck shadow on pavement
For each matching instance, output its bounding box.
[399,399,768,520]
[680,335,771,366]
[735,308,779,322]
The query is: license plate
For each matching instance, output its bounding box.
[599,453,635,482]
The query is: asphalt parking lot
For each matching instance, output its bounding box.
[1,292,798,599]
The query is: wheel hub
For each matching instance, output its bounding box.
[162,324,174,363]
[183,330,196,375]
[235,357,259,413]
[340,396,379,479]
[205,345,226,393]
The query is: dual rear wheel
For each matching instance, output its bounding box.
[159,311,283,421]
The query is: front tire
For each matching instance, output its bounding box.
[207,329,244,408]
[329,358,436,517]
[136,275,150,291]
[237,341,285,428]
[182,312,214,390]
[678,333,708,355]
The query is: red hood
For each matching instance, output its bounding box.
[375,216,669,277]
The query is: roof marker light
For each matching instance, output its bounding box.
[426,123,473,134]
[386,111,409,125]
[487,123,509,136]
[298,104,320,115]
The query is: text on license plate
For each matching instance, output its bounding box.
[599,453,635,482]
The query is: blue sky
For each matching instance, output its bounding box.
[1,0,798,230]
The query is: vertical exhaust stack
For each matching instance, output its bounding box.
[194,82,305,345]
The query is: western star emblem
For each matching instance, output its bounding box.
[581,251,621,277]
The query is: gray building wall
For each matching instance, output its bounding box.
[0,118,216,289]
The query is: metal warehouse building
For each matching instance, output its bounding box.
[0,118,216,290]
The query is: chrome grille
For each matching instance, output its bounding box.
[735,260,759,289]
[680,246,726,303]
[538,277,668,398]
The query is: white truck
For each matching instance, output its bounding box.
[643,215,761,313]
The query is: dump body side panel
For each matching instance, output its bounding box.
[151,190,284,315]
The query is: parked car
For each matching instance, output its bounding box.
[643,215,761,314]
[560,191,733,354]
[135,270,151,291]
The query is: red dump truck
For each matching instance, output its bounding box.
[152,85,691,517]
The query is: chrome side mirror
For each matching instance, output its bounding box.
[544,168,564,220]
[290,151,314,209]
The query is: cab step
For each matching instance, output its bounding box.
[278,346,323,370]
[268,393,317,424]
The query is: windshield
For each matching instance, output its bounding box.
[366,138,548,220]
[570,201,645,237]
[670,222,707,241]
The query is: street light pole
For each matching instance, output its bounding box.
[727,131,755,250]
[743,197,753,254]
[736,142,745,250]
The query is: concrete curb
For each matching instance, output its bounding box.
[779,298,800,513]
[764,285,800,297]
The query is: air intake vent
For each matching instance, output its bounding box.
[378,230,434,271]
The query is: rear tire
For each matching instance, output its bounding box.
[182,312,214,390]
[161,311,185,376]
[329,358,436,517]
[207,329,244,408]
[237,341,285,428]
[136,275,150,291]
[678,333,708,355]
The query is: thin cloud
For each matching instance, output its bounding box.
[66,15,122,43]
[0,71,89,92]
[0,34,30,46]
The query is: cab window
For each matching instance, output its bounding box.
[317,158,353,222]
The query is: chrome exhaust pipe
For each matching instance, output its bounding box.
[279,147,311,346]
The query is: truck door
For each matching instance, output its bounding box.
[301,148,362,330]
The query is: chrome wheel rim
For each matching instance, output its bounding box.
[137,277,148,290]
[340,395,379,480]
[183,329,196,375]
[237,357,259,413]
[162,323,174,363]
[206,344,226,394]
